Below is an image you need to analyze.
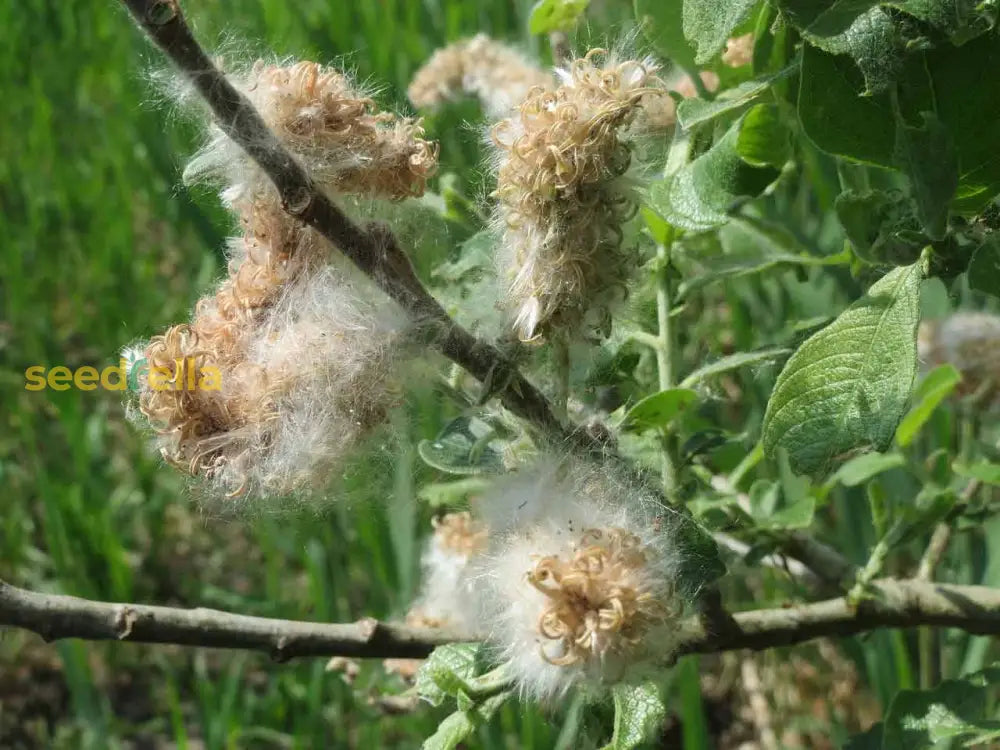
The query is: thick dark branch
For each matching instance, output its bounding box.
[6,578,1000,660]
[118,0,571,444]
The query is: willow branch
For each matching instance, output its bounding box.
[6,578,1000,661]
[0,580,455,661]
[118,0,573,446]
[116,0,856,588]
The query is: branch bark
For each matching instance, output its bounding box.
[6,578,1000,661]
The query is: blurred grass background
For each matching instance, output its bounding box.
[2,0,1000,748]
[0,1,557,747]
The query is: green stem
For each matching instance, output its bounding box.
[655,241,678,495]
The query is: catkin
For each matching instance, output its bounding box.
[491,50,660,340]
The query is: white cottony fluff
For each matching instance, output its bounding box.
[409,512,488,631]
[471,461,685,700]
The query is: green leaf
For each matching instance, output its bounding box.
[791,3,905,95]
[528,0,589,34]
[736,103,793,168]
[895,364,962,446]
[432,231,494,284]
[894,112,958,241]
[634,0,697,70]
[417,477,491,508]
[844,722,883,750]
[422,692,512,750]
[798,44,895,167]
[649,118,780,232]
[602,682,666,750]
[953,461,1000,486]
[833,451,907,486]
[835,189,926,265]
[920,34,1000,212]
[881,666,1000,749]
[763,496,816,529]
[968,237,1000,298]
[889,486,956,546]
[674,516,727,597]
[762,262,924,476]
[620,388,698,433]
[886,0,997,40]
[675,216,850,297]
[417,416,504,475]
[683,0,760,65]
[415,643,484,707]
[680,347,790,387]
[676,63,798,130]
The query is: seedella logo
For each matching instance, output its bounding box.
[24,356,222,392]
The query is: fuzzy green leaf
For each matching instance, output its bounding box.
[415,643,484,707]
[912,34,1000,212]
[762,262,923,476]
[835,190,926,266]
[881,666,1000,749]
[895,364,962,446]
[674,516,727,597]
[676,63,798,130]
[894,112,958,241]
[683,0,759,64]
[620,388,698,433]
[787,2,904,94]
[528,0,589,34]
[602,681,666,750]
[968,237,1000,298]
[736,103,793,168]
[422,692,512,750]
[886,0,997,38]
[649,119,780,232]
[798,44,895,167]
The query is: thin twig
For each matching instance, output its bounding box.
[778,531,858,590]
[6,578,1000,660]
[917,480,981,582]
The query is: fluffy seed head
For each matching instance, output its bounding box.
[918,311,1000,406]
[472,461,685,699]
[491,50,661,340]
[131,56,440,504]
[134,264,407,503]
[408,34,555,119]
[184,59,438,205]
[407,512,489,631]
